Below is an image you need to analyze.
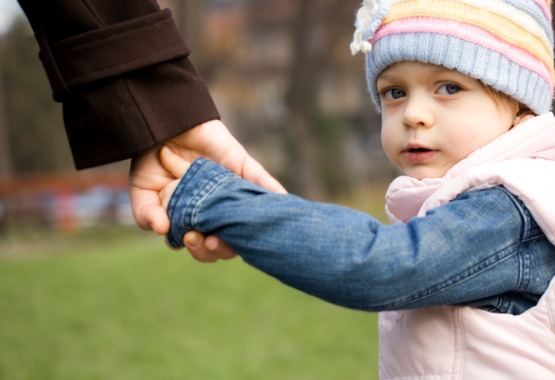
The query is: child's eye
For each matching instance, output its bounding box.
[438,83,461,95]
[382,88,406,100]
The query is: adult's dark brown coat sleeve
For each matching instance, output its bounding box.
[17,0,220,169]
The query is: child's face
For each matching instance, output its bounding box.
[377,61,515,179]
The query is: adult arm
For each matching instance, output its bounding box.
[16,1,284,257]
[16,0,219,169]
[167,159,555,314]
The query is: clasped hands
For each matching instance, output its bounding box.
[129,120,285,262]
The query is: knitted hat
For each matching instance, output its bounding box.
[350,0,555,115]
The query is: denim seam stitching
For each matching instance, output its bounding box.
[377,241,521,310]
[190,174,236,231]
[498,186,534,293]
[167,158,235,248]
[167,160,204,247]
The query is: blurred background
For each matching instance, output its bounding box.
[0,1,395,379]
[4,2,555,379]
[0,0,396,236]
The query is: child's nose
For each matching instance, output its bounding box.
[402,97,434,129]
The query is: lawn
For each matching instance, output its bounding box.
[0,228,379,380]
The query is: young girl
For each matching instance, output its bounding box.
[160,0,555,377]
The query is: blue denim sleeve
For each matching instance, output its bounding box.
[167,158,543,312]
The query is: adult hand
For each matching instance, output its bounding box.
[158,146,238,262]
[129,119,286,262]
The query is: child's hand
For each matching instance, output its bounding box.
[159,146,237,262]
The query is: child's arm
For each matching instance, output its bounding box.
[159,148,546,314]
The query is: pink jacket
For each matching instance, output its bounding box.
[380,113,555,379]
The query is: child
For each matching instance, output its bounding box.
[160,0,555,377]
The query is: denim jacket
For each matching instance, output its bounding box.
[167,158,555,315]
[168,113,555,315]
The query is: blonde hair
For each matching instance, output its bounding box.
[479,83,534,126]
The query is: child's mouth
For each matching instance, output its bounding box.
[403,147,437,163]
[408,147,431,153]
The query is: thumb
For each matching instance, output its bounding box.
[138,204,170,235]
[160,146,191,178]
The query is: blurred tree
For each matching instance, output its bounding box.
[1,20,72,174]
[169,0,205,67]
[281,1,363,199]
[282,1,328,200]
[160,0,377,199]
[0,38,12,178]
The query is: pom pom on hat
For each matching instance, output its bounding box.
[350,0,380,54]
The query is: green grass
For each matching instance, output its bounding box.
[0,228,379,380]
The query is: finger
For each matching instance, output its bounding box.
[139,204,170,235]
[204,236,238,260]
[160,146,191,178]
[242,156,287,194]
[184,231,219,263]
[129,188,170,233]
[159,180,179,210]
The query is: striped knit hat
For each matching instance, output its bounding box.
[351,0,555,115]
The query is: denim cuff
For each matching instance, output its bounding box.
[166,157,237,248]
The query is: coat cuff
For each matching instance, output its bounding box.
[166,158,238,249]
[36,9,188,102]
